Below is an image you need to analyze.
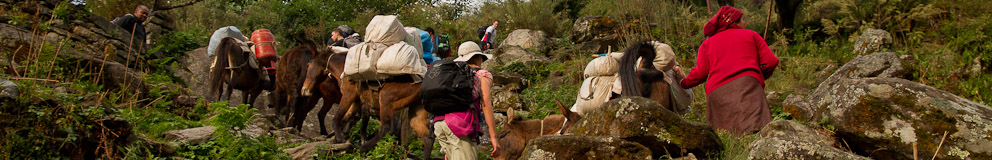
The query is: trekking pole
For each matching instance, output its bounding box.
[763,0,773,38]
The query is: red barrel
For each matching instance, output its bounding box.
[251,29,278,59]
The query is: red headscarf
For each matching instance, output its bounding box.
[704,6,744,37]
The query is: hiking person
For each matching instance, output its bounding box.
[432,41,500,159]
[112,5,150,46]
[425,27,437,52]
[678,6,779,136]
[326,25,361,48]
[479,20,499,50]
[417,28,439,64]
[435,33,452,58]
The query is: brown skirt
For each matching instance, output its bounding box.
[706,76,772,135]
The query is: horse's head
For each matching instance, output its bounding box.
[301,47,348,96]
[555,100,582,134]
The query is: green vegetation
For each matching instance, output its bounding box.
[2,0,989,159]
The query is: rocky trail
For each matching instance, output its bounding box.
[2,0,990,159]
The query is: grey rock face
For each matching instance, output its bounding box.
[519,135,652,160]
[501,29,551,54]
[568,97,723,158]
[784,52,992,159]
[748,120,871,160]
[853,29,893,55]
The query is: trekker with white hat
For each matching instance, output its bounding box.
[432,41,499,159]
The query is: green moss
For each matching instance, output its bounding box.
[782,105,806,121]
[845,95,900,132]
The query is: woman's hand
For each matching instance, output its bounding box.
[673,66,686,77]
[490,141,501,157]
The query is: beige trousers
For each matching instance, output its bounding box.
[434,121,477,160]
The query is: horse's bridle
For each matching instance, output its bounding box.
[539,117,569,136]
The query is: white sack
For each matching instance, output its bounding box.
[570,76,617,116]
[208,26,247,57]
[376,42,427,77]
[403,27,424,54]
[583,56,620,77]
[343,15,408,81]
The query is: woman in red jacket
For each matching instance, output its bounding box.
[679,6,779,135]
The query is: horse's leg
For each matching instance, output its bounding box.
[409,105,434,160]
[317,80,341,136]
[360,84,418,152]
[331,85,360,143]
[248,88,262,107]
[293,95,320,131]
[358,110,370,144]
[225,82,234,102]
[360,98,395,152]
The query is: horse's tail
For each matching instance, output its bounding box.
[618,42,658,97]
[208,37,236,97]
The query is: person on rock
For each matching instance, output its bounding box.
[480,20,499,50]
[678,6,779,136]
[433,41,500,160]
[112,5,150,46]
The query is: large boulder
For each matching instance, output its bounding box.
[568,97,723,158]
[785,52,911,121]
[748,120,870,160]
[852,29,893,55]
[0,80,18,99]
[283,140,351,160]
[572,16,621,55]
[784,52,992,159]
[492,85,524,113]
[491,70,530,91]
[482,45,551,69]
[162,126,216,145]
[501,29,551,54]
[519,135,652,160]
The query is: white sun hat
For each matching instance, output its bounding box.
[453,41,493,62]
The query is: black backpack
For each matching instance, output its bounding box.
[421,59,477,115]
[477,26,489,39]
[436,33,451,58]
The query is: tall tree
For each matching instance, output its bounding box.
[774,0,802,29]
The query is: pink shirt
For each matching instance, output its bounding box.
[434,69,492,137]
[680,28,779,95]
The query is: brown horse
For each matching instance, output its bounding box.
[208,37,269,106]
[300,49,433,159]
[273,44,322,130]
[496,100,582,160]
[618,42,673,109]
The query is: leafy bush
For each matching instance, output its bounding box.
[174,103,291,159]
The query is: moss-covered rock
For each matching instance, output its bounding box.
[748,120,869,160]
[785,52,992,159]
[571,16,621,55]
[568,97,723,158]
[519,135,651,160]
[852,29,893,55]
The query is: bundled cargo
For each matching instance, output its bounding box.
[583,55,620,77]
[571,76,617,116]
[207,26,247,57]
[343,15,427,81]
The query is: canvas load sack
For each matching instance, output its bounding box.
[570,76,617,116]
[583,56,620,77]
[376,42,427,77]
[404,27,424,54]
[208,26,247,57]
[343,15,417,81]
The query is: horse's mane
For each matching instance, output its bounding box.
[618,42,663,97]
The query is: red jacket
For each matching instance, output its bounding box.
[680,28,779,95]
